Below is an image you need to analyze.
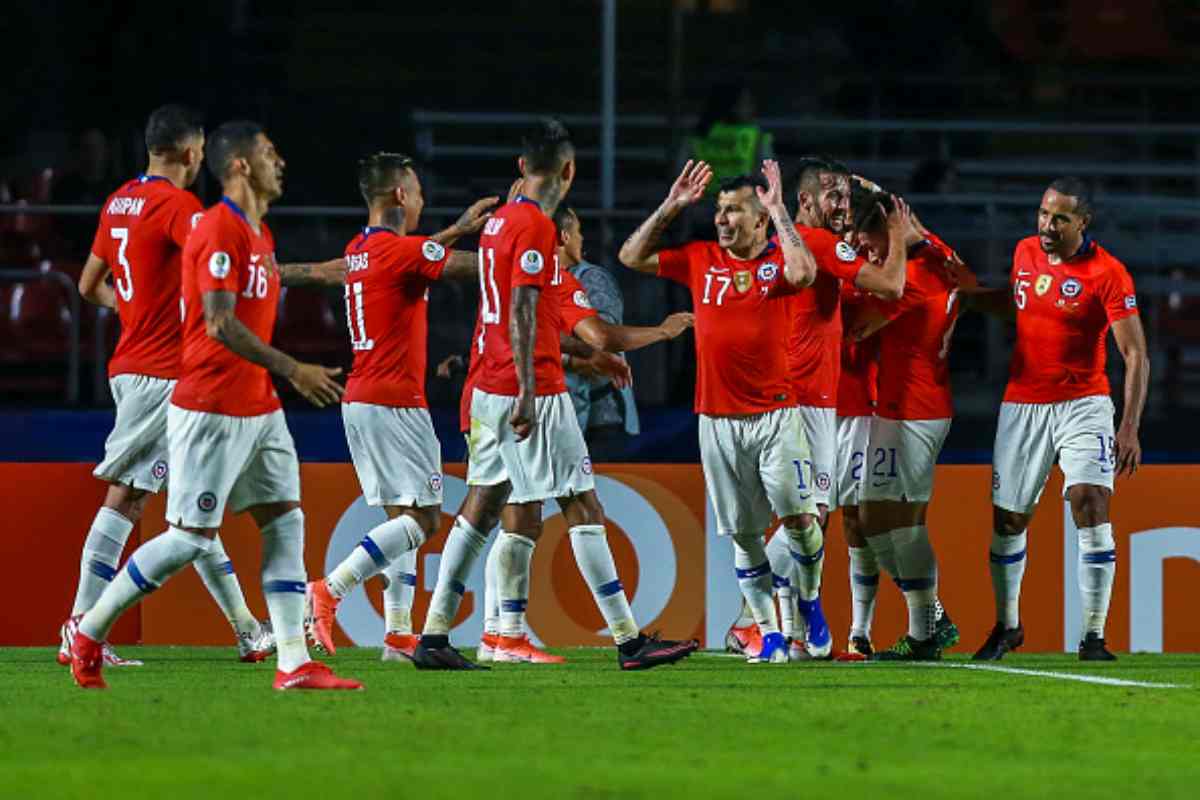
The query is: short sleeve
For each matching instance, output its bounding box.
[165,192,203,248]
[558,280,599,333]
[803,228,865,284]
[1101,261,1139,323]
[403,238,451,282]
[510,214,557,289]
[193,220,246,295]
[89,215,110,263]
[656,244,698,287]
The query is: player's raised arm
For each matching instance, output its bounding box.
[757,160,816,288]
[78,253,116,309]
[431,195,500,247]
[1112,314,1149,476]
[201,289,343,407]
[619,159,711,273]
[278,257,347,287]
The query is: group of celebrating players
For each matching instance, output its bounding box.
[60,103,1148,690]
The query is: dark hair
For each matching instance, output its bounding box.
[357,152,416,203]
[850,183,893,233]
[521,118,574,176]
[1047,176,1093,217]
[794,155,839,198]
[205,120,264,182]
[552,205,578,233]
[716,174,768,196]
[144,104,204,155]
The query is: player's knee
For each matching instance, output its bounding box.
[411,506,441,538]
[248,501,301,530]
[561,491,605,527]
[780,512,814,531]
[104,484,150,522]
[992,506,1030,536]
[1068,485,1109,527]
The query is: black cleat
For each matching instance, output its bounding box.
[618,632,699,671]
[1078,632,1117,661]
[972,622,1025,661]
[871,635,942,661]
[848,635,874,657]
[934,609,960,651]
[412,642,490,671]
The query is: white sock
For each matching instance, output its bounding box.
[71,507,134,616]
[786,520,824,601]
[848,546,880,639]
[423,516,488,636]
[990,530,1027,629]
[382,550,417,634]
[193,534,259,637]
[326,514,427,599]
[732,533,779,636]
[495,531,535,637]
[764,532,796,637]
[483,538,501,636]
[890,525,939,641]
[260,509,310,673]
[1078,523,1116,638]
[79,526,211,641]
[569,525,639,645]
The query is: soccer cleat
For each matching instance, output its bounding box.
[412,641,490,671]
[493,634,567,664]
[797,598,832,659]
[788,638,808,661]
[724,623,762,657]
[748,632,789,664]
[477,632,500,663]
[972,622,1025,661]
[273,660,363,690]
[1078,632,1117,661]
[57,616,79,666]
[935,608,960,651]
[618,632,700,671]
[835,635,874,662]
[871,635,942,661]
[381,631,419,662]
[101,644,144,667]
[305,580,339,655]
[237,620,276,663]
[70,630,107,689]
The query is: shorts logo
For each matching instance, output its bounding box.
[208,252,231,279]
[815,472,831,492]
[1060,278,1082,298]
[429,473,443,492]
[1035,274,1053,296]
[757,263,779,282]
[1124,294,1137,309]
[520,249,544,275]
[992,470,1001,491]
[835,241,858,263]
[734,270,753,293]
[581,457,593,476]
[572,289,592,309]
[197,492,217,513]
[151,460,168,480]
[422,240,446,262]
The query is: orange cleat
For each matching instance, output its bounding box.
[273,660,363,691]
[477,632,500,663]
[382,632,419,662]
[725,623,763,658]
[493,634,566,664]
[71,630,107,689]
[305,580,339,655]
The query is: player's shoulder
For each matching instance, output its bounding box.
[190,202,247,246]
[392,234,448,265]
[558,268,585,293]
[1014,236,1040,260]
[1088,241,1130,276]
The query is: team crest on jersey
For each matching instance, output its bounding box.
[1124,295,1137,309]
[429,473,443,492]
[835,241,858,263]
[1060,278,1083,298]
[757,263,779,282]
[208,252,231,279]
[734,270,753,293]
[151,460,168,480]
[197,492,217,513]
[520,249,544,275]
[1035,274,1053,296]
[422,240,446,262]
[573,290,592,309]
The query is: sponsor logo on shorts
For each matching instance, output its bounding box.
[422,240,446,262]
[572,289,592,309]
[208,251,231,279]
[429,473,443,492]
[815,472,831,492]
[581,457,593,476]
[1060,278,1082,298]
[520,249,544,275]
[152,460,168,480]
[835,241,858,263]
[197,492,217,513]
[1124,294,1137,309]
[757,263,779,282]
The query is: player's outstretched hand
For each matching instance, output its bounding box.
[756,160,784,208]
[454,196,501,235]
[660,311,695,340]
[886,194,913,230]
[436,354,464,379]
[667,160,712,210]
[1115,425,1142,477]
[290,363,343,408]
[509,391,535,442]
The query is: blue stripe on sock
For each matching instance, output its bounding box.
[88,559,117,582]
[791,546,825,566]
[596,579,624,598]
[896,577,935,592]
[359,535,389,570]
[398,572,417,587]
[449,579,466,596]
[852,572,880,587]
[263,579,306,594]
[735,561,771,580]
[771,573,791,589]
[500,599,527,613]
[126,559,157,593]
[1082,549,1116,564]
[218,560,235,575]
[990,549,1027,564]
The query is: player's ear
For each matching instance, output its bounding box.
[517,156,527,177]
[562,158,575,184]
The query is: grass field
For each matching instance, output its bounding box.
[3,646,1198,799]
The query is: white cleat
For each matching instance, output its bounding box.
[477,632,498,663]
[238,620,276,663]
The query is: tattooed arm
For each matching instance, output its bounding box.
[619,159,712,274]
[278,258,347,287]
[507,285,540,441]
[757,160,816,288]
[431,196,500,247]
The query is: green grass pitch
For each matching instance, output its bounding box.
[3,647,1198,799]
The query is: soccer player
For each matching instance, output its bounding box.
[459,118,698,671]
[64,105,275,668]
[303,152,497,657]
[969,178,1148,661]
[621,158,822,664]
[70,121,360,691]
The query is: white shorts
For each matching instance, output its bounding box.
[93,374,175,492]
[699,407,819,536]
[992,395,1116,514]
[795,405,836,509]
[860,416,951,504]
[468,389,595,505]
[343,402,443,508]
[835,415,873,508]
[165,406,301,529]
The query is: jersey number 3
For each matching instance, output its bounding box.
[110,227,134,302]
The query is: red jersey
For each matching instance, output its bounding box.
[658,240,798,416]
[869,237,962,420]
[89,175,202,379]
[474,198,565,397]
[1004,236,1138,404]
[837,282,879,418]
[782,227,868,407]
[173,198,282,417]
[341,228,450,408]
[459,269,597,432]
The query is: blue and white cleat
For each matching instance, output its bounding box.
[797,598,832,659]
[747,632,789,664]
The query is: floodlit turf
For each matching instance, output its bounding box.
[3,647,1198,799]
